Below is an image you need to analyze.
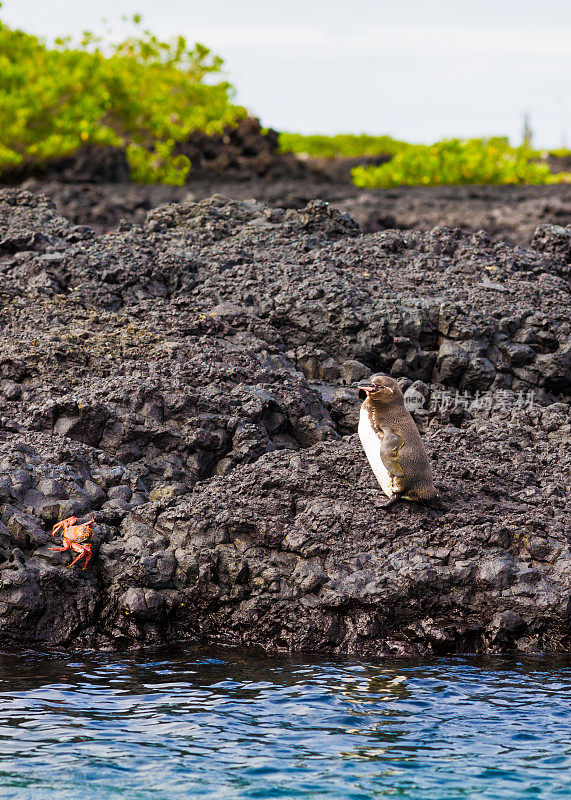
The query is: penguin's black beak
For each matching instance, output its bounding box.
[352,380,375,392]
[352,380,375,401]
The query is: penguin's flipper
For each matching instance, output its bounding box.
[379,426,405,477]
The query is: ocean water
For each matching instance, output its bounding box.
[0,646,569,799]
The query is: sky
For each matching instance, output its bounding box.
[2,0,570,148]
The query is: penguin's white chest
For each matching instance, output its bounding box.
[358,406,395,498]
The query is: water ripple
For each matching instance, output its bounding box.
[0,648,569,799]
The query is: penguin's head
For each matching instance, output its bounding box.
[352,373,403,403]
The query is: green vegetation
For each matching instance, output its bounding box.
[280,133,569,187]
[0,13,245,184]
[352,138,570,188]
[278,132,409,158]
[1,9,568,188]
[548,148,571,159]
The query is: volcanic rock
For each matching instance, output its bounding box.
[0,187,568,655]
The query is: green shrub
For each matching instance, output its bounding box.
[352,138,570,188]
[548,148,571,159]
[0,13,246,184]
[278,132,409,158]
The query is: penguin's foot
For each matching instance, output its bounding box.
[378,494,446,513]
[378,494,403,510]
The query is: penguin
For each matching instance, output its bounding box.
[352,373,441,507]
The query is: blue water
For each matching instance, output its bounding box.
[0,647,569,799]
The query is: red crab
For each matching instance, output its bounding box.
[49,516,94,570]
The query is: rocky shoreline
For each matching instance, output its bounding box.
[13,176,571,250]
[0,187,569,655]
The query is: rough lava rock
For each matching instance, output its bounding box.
[0,188,568,656]
[10,176,571,248]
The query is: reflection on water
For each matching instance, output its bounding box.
[0,646,570,799]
